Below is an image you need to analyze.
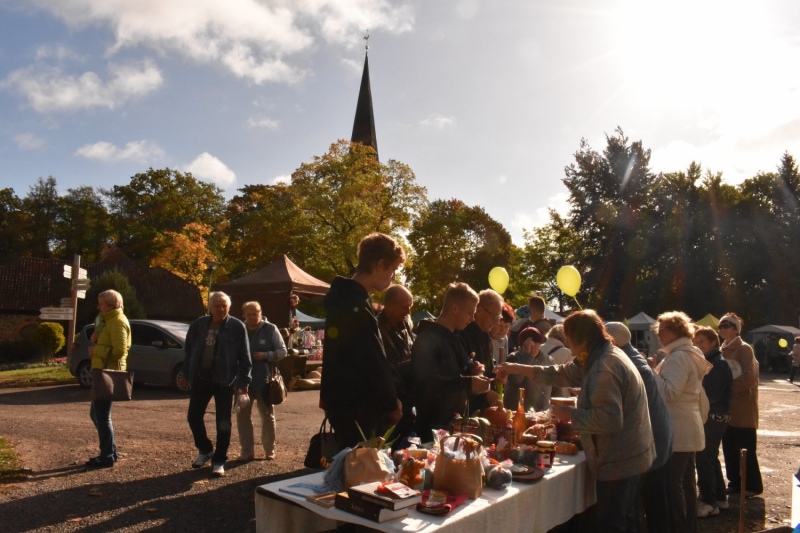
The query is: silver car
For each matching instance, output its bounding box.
[68,319,191,393]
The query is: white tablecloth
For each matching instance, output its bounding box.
[256,453,596,533]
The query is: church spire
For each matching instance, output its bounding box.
[350,33,378,160]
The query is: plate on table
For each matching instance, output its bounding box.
[416,503,450,515]
[512,466,545,483]
[508,463,533,475]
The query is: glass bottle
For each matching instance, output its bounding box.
[513,387,526,446]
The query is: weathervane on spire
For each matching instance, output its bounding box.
[363,32,369,52]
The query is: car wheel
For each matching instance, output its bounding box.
[173,364,191,393]
[77,361,92,389]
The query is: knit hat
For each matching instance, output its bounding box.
[605,322,631,348]
[518,327,544,345]
[719,315,741,334]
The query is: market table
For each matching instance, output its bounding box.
[255,452,595,533]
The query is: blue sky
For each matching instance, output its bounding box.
[2,0,799,244]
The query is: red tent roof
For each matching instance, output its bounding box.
[216,255,330,298]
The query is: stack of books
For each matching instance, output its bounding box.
[334,481,421,523]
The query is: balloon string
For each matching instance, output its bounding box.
[572,296,583,310]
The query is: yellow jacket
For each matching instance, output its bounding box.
[91,308,131,370]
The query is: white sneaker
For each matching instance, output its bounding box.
[211,463,225,477]
[192,451,213,469]
[697,502,719,518]
[717,500,729,510]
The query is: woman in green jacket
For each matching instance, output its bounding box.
[86,290,131,468]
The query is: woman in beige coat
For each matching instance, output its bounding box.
[654,311,712,533]
[718,312,763,496]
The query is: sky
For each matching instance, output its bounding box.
[2,0,800,245]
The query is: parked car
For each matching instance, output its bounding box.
[68,319,191,393]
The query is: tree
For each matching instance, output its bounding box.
[76,270,145,328]
[104,168,227,265]
[289,140,427,278]
[55,186,112,262]
[519,211,584,313]
[150,222,217,288]
[222,141,427,283]
[405,199,512,310]
[561,128,656,318]
[28,322,65,363]
[22,177,61,258]
[0,188,29,264]
[223,183,312,278]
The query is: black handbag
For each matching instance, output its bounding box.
[90,368,134,401]
[303,417,339,469]
[267,364,287,405]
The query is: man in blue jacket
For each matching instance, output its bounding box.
[606,322,674,533]
[178,291,251,477]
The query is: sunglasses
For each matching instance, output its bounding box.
[718,323,734,329]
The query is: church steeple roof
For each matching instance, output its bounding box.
[350,48,378,160]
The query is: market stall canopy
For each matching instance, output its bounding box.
[748,324,800,337]
[216,255,330,328]
[411,309,435,325]
[545,308,564,324]
[695,313,720,329]
[295,310,325,328]
[626,312,656,331]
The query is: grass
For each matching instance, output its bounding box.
[0,365,75,386]
[0,437,28,483]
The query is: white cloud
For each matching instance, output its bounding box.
[272,174,291,184]
[35,44,83,61]
[248,116,280,129]
[184,152,237,189]
[340,57,362,75]
[420,113,455,129]
[13,133,45,150]
[512,191,570,231]
[2,59,162,112]
[30,0,414,84]
[74,140,163,162]
[497,175,508,184]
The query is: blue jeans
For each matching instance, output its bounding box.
[89,399,117,461]
[187,378,234,465]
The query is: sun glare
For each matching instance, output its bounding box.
[612,1,765,106]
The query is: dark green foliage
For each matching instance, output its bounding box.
[0,340,38,364]
[28,322,65,362]
[76,270,145,328]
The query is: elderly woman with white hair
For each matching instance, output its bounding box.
[718,312,763,497]
[86,289,131,469]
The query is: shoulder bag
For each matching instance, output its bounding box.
[304,417,339,468]
[90,367,134,401]
[267,363,288,405]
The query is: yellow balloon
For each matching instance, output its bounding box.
[557,265,581,297]
[779,338,788,349]
[488,267,509,294]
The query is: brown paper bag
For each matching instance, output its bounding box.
[433,433,484,499]
[344,445,393,488]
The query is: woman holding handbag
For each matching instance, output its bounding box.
[86,289,131,469]
[236,301,287,461]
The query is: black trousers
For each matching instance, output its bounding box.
[722,425,763,494]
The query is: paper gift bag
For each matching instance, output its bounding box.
[344,445,393,488]
[433,433,484,499]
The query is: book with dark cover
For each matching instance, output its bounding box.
[347,481,421,511]
[334,492,408,523]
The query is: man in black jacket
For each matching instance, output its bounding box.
[320,233,405,449]
[412,282,491,440]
